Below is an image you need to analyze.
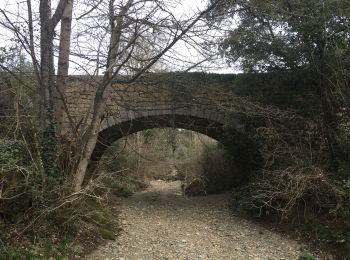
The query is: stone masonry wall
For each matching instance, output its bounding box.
[61,73,238,136]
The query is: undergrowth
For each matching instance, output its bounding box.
[0,138,119,259]
[0,238,84,260]
[230,121,350,258]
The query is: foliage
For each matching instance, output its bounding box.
[108,181,134,197]
[177,139,234,195]
[298,251,317,260]
[0,139,28,165]
[333,134,350,237]
[0,238,84,259]
[0,139,35,222]
[0,137,116,257]
[303,221,350,257]
[232,166,343,221]
[108,177,147,197]
[80,199,116,241]
[212,0,350,72]
[229,107,347,218]
[40,111,59,183]
[204,9,350,258]
[211,0,350,167]
[228,114,350,255]
[101,128,239,195]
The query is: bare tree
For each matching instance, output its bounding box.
[71,0,219,191]
[0,0,219,192]
[0,0,73,182]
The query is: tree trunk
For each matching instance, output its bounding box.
[39,0,54,116]
[71,0,219,192]
[72,0,132,192]
[39,0,59,181]
[55,0,74,136]
[73,85,109,192]
[38,0,71,185]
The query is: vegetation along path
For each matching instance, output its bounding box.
[87,180,305,260]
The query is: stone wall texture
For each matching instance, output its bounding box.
[62,73,242,136]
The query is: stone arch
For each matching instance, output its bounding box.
[90,111,262,188]
[91,109,245,164]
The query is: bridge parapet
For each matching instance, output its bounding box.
[61,70,315,139]
[61,73,240,136]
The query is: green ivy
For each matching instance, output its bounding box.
[40,110,60,188]
[0,139,28,166]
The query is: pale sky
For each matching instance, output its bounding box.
[0,0,239,74]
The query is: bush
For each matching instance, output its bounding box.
[0,139,35,222]
[232,166,343,221]
[102,169,147,197]
[228,122,350,256]
[0,238,85,259]
[299,251,317,260]
[109,178,146,197]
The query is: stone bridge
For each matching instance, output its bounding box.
[62,71,315,162]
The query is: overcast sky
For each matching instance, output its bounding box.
[0,0,238,74]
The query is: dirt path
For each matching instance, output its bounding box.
[87,180,305,260]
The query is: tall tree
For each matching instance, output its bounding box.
[210,0,350,163]
[1,0,220,193]
[72,0,219,191]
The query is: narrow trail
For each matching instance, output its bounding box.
[87,180,304,260]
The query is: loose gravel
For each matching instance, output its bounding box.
[87,180,306,260]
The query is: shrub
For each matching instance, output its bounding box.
[104,171,147,197]
[0,139,35,222]
[0,238,85,259]
[232,166,343,221]
[299,251,317,260]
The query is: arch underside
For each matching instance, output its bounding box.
[91,114,227,163]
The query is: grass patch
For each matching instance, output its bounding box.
[0,238,84,260]
[298,251,317,260]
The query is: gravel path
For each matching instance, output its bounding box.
[87,180,305,260]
